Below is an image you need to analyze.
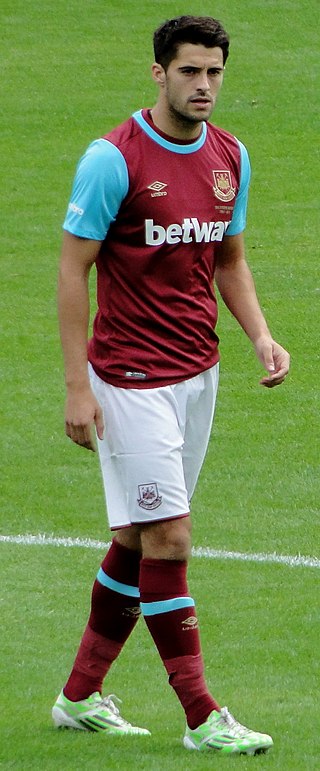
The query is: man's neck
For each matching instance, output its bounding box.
[150,105,203,142]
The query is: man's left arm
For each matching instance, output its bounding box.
[214,232,290,387]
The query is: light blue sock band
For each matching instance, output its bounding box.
[96,567,140,598]
[140,596,194,616]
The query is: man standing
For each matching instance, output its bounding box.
[53,16,289,754]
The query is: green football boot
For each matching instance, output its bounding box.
[183,706,273,755]
[52,691,151,735]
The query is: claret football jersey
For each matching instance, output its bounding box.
[63,109,250,387]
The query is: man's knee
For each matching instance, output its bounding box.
[114,525,142,553]
[141,516,191,560]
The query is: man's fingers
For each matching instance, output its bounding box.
[64,393,104,450]
[65,421,97,451]
[259,365,288,387]
[255,339,290,388]
[95,408,105,441]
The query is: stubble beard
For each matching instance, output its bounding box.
[167,98,213,131]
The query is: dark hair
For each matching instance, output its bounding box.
[153,15,229,70]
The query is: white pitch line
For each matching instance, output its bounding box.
[0,533,319,569]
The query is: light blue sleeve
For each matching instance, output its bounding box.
[63,138,129,240]
[225,140,251,236]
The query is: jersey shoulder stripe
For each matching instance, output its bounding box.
[63,138,129,240]
[226,139,251,235]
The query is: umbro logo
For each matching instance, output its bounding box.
[148,180,168,197]
[68,202,84,216]
[181,615,198,631]
[122,606,141,618]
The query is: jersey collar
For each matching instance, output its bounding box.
[132,109,207,154]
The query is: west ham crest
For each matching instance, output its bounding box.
[137,483,162,510]
[212,170,236,202]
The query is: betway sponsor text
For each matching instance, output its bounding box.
[145,218,230,245]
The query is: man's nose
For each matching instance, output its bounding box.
[196,72,210,92]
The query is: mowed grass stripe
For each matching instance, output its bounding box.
[0,533,319,569]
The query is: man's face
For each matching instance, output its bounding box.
[161,43,224,125]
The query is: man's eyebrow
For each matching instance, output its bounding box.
[178,64,224,72]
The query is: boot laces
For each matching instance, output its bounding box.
[218,707,249,737]
[100,694,130,726]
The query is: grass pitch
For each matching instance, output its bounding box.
[1,0,319,768]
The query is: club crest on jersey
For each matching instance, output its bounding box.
[212,170,235,202]
[137,483,162,510]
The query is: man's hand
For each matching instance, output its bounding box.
[255,336,290,388]
[65,387,104,451]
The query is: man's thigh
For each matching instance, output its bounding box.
[178,364,219,501]
[89,367,190,530]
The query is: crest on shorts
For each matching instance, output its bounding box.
[137,483,162,510]
[212,170,235,202]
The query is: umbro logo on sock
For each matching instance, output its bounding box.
[122,606,141,618]
[181,616,198,630]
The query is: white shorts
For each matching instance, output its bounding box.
[89,364,219,530]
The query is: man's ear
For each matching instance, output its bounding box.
[151,62,166,86]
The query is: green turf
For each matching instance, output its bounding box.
[1,546,319,769]
[1,0,319,767]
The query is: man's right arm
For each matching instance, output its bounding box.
[58,231,104,451]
